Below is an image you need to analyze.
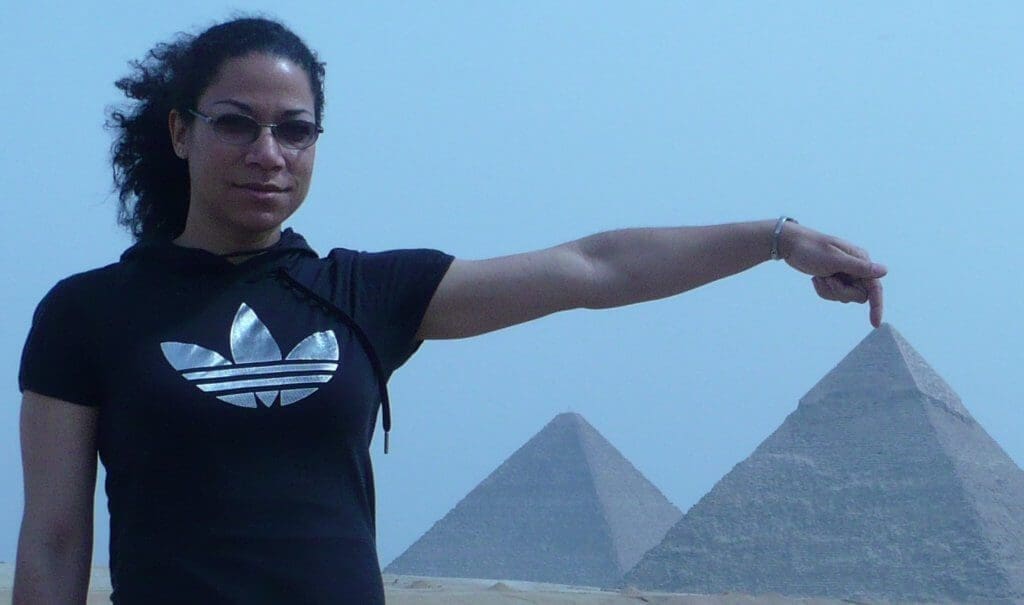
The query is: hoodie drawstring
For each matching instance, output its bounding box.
[273,267,392,454]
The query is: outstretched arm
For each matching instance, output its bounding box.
[416,218,886,340]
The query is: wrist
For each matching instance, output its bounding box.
[770,216,799,261]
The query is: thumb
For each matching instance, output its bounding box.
[834,253,887,279]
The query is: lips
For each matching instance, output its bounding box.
[236,183,289,193]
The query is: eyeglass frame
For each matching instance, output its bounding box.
[187,108,324,150]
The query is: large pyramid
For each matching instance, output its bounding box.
[624,324,1024,603]
[386,412,682,587]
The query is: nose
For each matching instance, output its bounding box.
[245,126,286,171]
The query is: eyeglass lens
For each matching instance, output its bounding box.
[212,114,319,149]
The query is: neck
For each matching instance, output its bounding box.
[173,222,282,262]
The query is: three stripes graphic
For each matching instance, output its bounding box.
[161,303,340,408]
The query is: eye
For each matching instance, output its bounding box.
[212,114,258,142]
[276,120,319,147]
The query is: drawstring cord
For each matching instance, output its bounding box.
[272,267,392,454]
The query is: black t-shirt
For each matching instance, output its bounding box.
[19,229,454,604]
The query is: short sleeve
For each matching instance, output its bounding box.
[340,248,454,375]
[19,279,102,406]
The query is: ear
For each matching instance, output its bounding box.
[168,109,191,160]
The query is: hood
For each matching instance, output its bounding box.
[120,228,319,274]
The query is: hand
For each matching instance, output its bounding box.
[780,223,888,328]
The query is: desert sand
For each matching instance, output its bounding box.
[0,565,903,604]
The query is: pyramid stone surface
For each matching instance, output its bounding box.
[625,324,1024,603]
[386,413,682,587]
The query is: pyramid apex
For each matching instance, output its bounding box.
[553,411,584,421]
[875,321,897,336]
[871,323,912,347]
[799,325,967,418]
[548,411,587,430]
[861,321,902,342]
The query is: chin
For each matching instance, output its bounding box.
[235,213,294,235]
[209,207,287,237]
[228,200,302,230]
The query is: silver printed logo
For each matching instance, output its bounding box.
[161,303,339,408]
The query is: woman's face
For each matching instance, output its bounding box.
[170,52,317,243]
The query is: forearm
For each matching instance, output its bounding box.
[574,220,780,309]
[13,528,92,605]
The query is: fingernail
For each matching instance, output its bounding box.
[871,263,887,276]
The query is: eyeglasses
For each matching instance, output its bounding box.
[188,109,323,150]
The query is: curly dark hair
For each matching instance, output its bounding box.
[108,17,326,241]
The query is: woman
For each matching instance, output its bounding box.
[14,16,885,605]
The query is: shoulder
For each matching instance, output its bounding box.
[326,247,454,270]
[31,262,130,328]
[56,262,125,289]
[39,262,123,303]
[320,246,453,285]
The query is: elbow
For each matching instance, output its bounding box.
[17,514,93,565]
[569,235,632,310]
[42,525,92,556]
[13,522,92,604]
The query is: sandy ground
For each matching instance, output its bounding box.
[0,565,895,604]
[381,575,863,605]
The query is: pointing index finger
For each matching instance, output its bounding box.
[866,277,884,328]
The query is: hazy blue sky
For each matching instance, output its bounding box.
[2,3,1022,567]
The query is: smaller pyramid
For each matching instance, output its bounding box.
[386,413,682,587]
[624,324,1024,603]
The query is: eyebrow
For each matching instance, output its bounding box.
[210,99,313,119]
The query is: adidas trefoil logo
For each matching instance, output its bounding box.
[161,303,340,408]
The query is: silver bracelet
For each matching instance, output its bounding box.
[770,216,798,261]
